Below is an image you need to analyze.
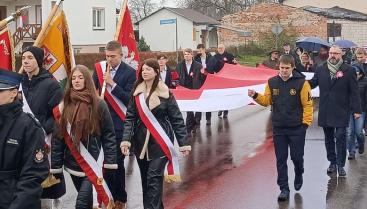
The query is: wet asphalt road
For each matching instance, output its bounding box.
[44,104,367,209]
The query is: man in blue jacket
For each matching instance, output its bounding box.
[93,40,136,209]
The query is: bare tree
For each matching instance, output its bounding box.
[176,0,281,19]
[128,0,158,22]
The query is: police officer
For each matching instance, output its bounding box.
[0,69,49,209]
[248,55,313,201]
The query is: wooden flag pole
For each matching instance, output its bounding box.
[101,0,127,99]
[0,6,31,30]
[34,0,64,47]
[114,0,128,41]
[19,0,63,74]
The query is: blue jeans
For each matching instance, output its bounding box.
[346,112,365,154]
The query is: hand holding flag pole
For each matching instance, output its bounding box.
[0,6,31,30]
[100,0,127,99]
[100,62,111,99]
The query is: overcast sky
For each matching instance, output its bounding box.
[115,0,177,8]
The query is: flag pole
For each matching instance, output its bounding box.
[18,0,63,74]
[34,0,64,47]
[114,0,128,41]
[0,6,31,30]
[101,0,127,99]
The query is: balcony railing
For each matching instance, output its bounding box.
[13,24,42,47]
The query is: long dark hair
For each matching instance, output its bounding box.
[133,58,161,105]
[60,65,101,137]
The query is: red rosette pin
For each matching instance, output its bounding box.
[171,71,179,80]
[336,71,344,79]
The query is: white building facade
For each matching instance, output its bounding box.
[0,0,116,53]
[137,7,218,52]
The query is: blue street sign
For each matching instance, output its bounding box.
[160,19,176,25]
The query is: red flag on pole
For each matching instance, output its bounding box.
[115,0,139,70]
[0,27,14,71]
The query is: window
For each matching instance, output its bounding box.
[92,8,105,30]
[99,47,105,53]
[74,48,82,54]
[35,5,42,24]
[327,22,342,37]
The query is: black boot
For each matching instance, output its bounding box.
[278,190,290,201]
[294,174,303,191]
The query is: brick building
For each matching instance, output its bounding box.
[218,3,327,47]
[299,6,367,46]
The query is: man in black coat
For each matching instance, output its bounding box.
[309,45,362,177]
[93,40,136,208]
[176,48,204,133]
[214,44,237,118]
[194,44,212,125]
[21,46,65,200]
[0,69,49,209]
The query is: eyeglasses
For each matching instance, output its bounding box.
[329,52,341,55]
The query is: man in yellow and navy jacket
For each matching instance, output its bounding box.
[248,55,313,202]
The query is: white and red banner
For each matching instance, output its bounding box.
[95,61,127,121]
[64,123,114,209]
[115,0,139,70]
[53,104,113,208]
[171,64,319,112]
[135,93,181,182]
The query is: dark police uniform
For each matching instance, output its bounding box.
[252,70,313,194]
[0,69,49,209]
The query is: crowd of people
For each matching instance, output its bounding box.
[2,37,366,208]
[0,41,236,209]
[261,43,362,72]
[250,44,367,202]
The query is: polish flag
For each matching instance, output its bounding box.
[171,64,318,112]
[115,0,139,70]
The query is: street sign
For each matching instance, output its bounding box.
[160,19,176,25]
[238,31,252,37]
[271,24,283,35]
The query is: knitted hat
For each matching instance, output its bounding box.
[22,46,44,68]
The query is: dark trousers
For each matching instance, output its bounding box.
[70,175,93,209]
[186,112,201,130]
[137,157,168,209]
[218,110,228,116]
[195,112,212,121]
[273,126,306,191]
[323,127,347,167]
[108,131,127,203]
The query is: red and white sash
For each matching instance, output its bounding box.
[135,93,181,182]
[95,61,127,121]
[54,104,114,208]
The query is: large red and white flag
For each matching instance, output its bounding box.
[171,64,318,112]
[115,0,139,70]
[171,65,277,112]
[0,26,14,71]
